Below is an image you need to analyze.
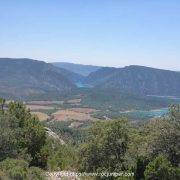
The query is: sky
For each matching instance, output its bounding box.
[0,0,180,70]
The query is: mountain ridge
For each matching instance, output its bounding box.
[52,62,101,76]
[85,65,180,96]
[0,58,76,99]
[1,58,180,100]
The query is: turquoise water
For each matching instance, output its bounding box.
[121,108,168,120]
[147,95,180,100]
[75,82,93,88]
[126,95,180,119]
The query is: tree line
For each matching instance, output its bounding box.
[0,98,179,179]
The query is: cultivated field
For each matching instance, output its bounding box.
[66,98,82,106]
[26,100,99,125]
[31,112,50,121]
[67,99,81,104]
[26,105,54,111]
[52,108,97,122]
[26,100,63,105]
[69,108,98,114]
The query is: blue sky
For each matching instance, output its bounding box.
[0,0,180,70]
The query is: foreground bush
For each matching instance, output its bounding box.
[78,119,130,173]
[0,158,44,180]
[0,101,47,167]
[144,155,180,180]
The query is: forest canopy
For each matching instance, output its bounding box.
[0,98,179,179]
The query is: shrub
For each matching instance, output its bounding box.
[0,158,44,180]
[144,155,180,180]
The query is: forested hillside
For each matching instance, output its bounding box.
[0,58,76,99]
[85,65,180,96]
[52,62,101,76]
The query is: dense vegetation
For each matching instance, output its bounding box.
[1,59,180,111]
[0,58,75,99]
[85,65,180,96]
[77,105,180,179]
[44,120,89,144]
[79,88,177,120]
[81,88,168,110]
[52,62,101,76]
[0,97,179,179]
[0,98,76,179]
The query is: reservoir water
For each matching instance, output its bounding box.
[121,108,169,120]
[75,82,93,88]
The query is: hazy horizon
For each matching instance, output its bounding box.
[0,0,180,71]
[1,57,180,72]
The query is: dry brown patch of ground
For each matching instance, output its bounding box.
[26,105,54,111]
[52,109,93,121]
[69,108,98,114]
[31,112,49,121]
[67,99,81,104]
[27,100,63,105]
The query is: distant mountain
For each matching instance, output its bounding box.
[55,65,85,83]
[0,58,76,99]
[1,58,180,102]
[85,65,180,96]
[84,67,118,86]
[52,62,101,76]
